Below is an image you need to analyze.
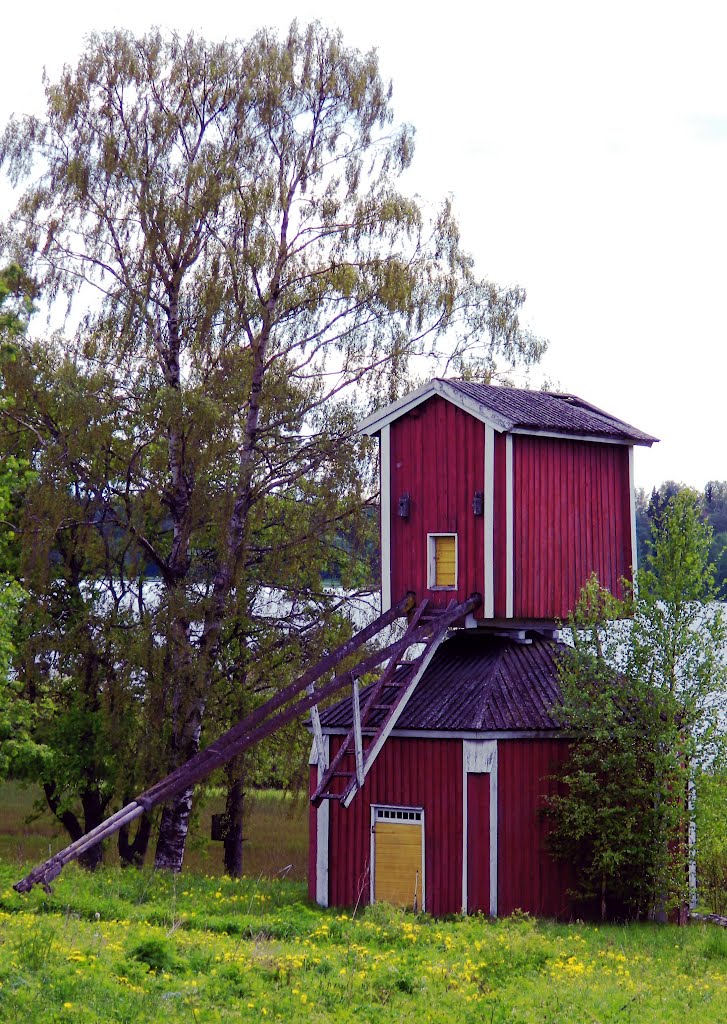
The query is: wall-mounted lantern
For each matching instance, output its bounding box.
[398,493,411,519]
[472,490,484,516]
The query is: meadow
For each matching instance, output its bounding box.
[2,863,727,1023]
[2,783,727,1023]
[0,782,308,880]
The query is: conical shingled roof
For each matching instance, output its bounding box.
[318,632,568,733]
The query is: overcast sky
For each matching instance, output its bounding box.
[2,1,726,492]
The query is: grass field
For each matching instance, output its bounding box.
[0,782,309,880]
[3,783,727,1021]
[2,863,727,1023]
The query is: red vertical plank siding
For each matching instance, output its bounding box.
[513,437,632,619]
[389,397,486,616]
[320,735,575,918]
[467,773,490,914]
[497,739,573,918]
[326,735,463,916]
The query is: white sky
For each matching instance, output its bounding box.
[2,0,727,492]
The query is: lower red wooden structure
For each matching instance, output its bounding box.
[309,633,574,918]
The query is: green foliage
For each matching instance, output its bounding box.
[0,452,32,775]
[635,479,727,596]
[695,771,727,915]
[0,263,36,345]
[0,265,34,693]
[548,491,727,920]
[128,936,182,973]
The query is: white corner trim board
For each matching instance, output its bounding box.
[380,424,391,612]
[484,425,495,618]
[461,739,498,917]
[309,736,331,907]
[628,446,637,578]
[505,434,514,618]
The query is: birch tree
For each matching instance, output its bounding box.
[1,24,544,870]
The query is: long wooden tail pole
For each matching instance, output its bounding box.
[14,592,480,894]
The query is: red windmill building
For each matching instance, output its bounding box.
[15,379,656,917]
[308,379,656,917]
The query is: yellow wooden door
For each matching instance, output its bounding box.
[373,808,424,910]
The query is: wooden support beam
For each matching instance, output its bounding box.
[14,593,416,895]
[14,591,481,894]
[352,678,364,788]
[307,684,326,774]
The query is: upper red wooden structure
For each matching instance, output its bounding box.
[359,379,657,626]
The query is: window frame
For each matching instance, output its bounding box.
[427,532,458,590]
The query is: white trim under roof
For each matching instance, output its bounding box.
[508,427,638,446]
[320,727,570,740]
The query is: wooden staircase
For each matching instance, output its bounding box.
[311,598,469,809]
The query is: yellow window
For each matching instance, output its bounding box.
[430,534,457,588]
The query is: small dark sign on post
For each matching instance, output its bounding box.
[211,813,230,842]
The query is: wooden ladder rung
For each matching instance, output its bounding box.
[318,792,344,801]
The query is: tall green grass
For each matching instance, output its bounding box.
[1,865,726,1023]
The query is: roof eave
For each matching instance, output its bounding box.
[508,426,658,447]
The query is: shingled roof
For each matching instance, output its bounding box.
[318,632,568,734]
[358,378,657,445]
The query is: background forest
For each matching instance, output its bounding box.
[636,482,727,594]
